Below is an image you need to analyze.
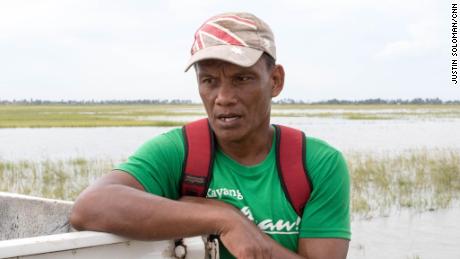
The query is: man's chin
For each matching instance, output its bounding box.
[212,127,245,143]
[213,116,243,130]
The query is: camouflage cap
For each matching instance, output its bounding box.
[184,12,276,72]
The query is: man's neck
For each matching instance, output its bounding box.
[217,125,274,166]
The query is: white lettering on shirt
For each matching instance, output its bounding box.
[241,206,301,235]
[207,187,244,200]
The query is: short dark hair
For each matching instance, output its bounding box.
[261,52,276,71]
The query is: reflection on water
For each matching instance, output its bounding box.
[349,206,460,259]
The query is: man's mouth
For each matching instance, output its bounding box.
[217,114,242,123]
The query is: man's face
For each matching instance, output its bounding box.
[195,56,284,143]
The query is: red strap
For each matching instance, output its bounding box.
[276,125,311,216]
[181,120,311,216]
[181,118,214,197]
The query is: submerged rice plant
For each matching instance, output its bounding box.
[348,149,460,218]
[0,158,114,201]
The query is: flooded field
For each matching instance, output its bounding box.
[1,116,460,161]
[1,103,459,128]
[1,104,459,258]
[350,206,460,259]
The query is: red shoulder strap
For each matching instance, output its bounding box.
[181,120,311,215]
[181,118,215,197]
[274,125,311,216]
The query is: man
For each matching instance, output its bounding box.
[71,12,350,259]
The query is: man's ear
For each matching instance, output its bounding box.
[271,64,285,97]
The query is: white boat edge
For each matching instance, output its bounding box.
[0,231,133,257]
[0,192,208,258]
[0,191,73,205]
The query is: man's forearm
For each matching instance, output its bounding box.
[71,182,234,240]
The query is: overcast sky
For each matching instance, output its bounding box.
[0,0,458,102]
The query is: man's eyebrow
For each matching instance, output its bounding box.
[233,69,257,76]
[236,69,256,73]
[197,71,215,78]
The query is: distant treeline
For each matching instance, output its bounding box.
[0,99,194,105]
[0,98,459,105]
[274,98,460,105]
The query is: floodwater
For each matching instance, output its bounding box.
[1,117,459,161]
[0,127,173,161]
[1,114,460,259]
[349,206,460,259]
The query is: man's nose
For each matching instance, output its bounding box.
[215,82,237,106]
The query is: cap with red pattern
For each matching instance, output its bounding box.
[184,12,276,72]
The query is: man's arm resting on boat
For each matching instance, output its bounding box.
[70,171,279,258]
[70,171,348,258]
[70,170,234,240]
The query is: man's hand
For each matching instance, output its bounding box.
[220,216,273,259]
[180,196,349,259]
[180,196,273,259]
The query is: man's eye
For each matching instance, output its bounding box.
[201,78,214,84]
[236,76,252,82]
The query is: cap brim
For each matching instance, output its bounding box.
[184,45,264,72]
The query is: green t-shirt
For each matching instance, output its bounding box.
[115,127,350,257]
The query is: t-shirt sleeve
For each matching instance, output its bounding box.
[298,137,351,240]
[114,128,185,200]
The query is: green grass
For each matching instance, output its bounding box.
[0,104,459,127]
[1,149,459,218]
[0,104,202,128]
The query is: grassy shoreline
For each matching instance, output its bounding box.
[1,149,459,218]
[1,104,459,128]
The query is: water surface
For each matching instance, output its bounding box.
[1,117,459,160]
[349,206,460,259]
